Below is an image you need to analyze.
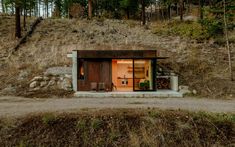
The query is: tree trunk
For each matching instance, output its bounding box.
[11,4,14,14]
[44,2,46,17]
[160,5,164,20]
[1,0,5,13]
[180,0,183,21]
[126,9,130,19]
[88,0,92,19]
[46,1,48,18]
[15,4,21,38]
[199,0,204,20]
[175,3,178,15]
[188,0,191,14]
[23,0,26,29]
[223,0,233,81]
[29,0,32,17]
[209,0,212,8]
[51,2,53,17]
[141,0,146,25]
[167,4,171,19]
[38,0,40,17]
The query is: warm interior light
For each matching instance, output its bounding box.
[80,67,84,75]
[117,60,132,64]
[116,60,145,64]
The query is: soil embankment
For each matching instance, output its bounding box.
[0,109,234,146]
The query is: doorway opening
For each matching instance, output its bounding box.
[112,59,133,92]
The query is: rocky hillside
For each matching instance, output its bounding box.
[0,16,234,98]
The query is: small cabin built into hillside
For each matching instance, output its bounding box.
[68,49,179,93]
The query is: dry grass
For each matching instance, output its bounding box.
[0,16,36,55]
[0,109,234,146]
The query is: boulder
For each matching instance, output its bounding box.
[192,90,197,95]
[59,76,64,81]
[44,67,72,76]
[47,79,56,86]
[18,70,29,81]
[33,87,40,91]
[60,78,72,90]
[179,85,191,95]
[179,85,189,91]
[1,85,16,93]
[40,81,48,87]
[30,76,43,82]
[65,74,72,78]
[30,81,38,88]
[43,76,50,81]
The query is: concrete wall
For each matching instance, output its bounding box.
[72,51,78,91]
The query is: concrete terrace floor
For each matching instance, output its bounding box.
[74,90,183,98]
[0,96,234,118]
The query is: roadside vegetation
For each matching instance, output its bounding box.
[0,109,234,146]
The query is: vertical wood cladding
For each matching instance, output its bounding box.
[78,59,112,91]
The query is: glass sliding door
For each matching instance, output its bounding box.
[133,59,154,91]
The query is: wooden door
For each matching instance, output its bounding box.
[87,61,100,83]
[100,60,112,91]
[78,59,112,91]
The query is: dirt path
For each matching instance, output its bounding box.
[0,96,234,118]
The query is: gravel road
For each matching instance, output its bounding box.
[0,96,234,118]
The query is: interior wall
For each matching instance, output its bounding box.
[112,59,133,91]
[112,60,118,87]
[117,64,132,78]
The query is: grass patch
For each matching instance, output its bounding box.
[148,110,160,118]
[153,20,210,41]
[41,113,57,125]
[76,119,86,130]
[91,118,104,130]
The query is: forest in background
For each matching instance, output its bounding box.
[1,0,234,41]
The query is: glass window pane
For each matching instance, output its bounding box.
[133,59,153,91]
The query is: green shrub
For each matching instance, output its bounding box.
[41,113,57,125]
[19,141,27,147]
[199,18,223,37]
[148,110,160,118]
[109,130,121,141]
[91,118,104,130]
[76,120,86,130]
[153,20,210,40]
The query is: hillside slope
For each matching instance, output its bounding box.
[0,17,234,98]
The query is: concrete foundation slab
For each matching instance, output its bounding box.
[74,90,183,98]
